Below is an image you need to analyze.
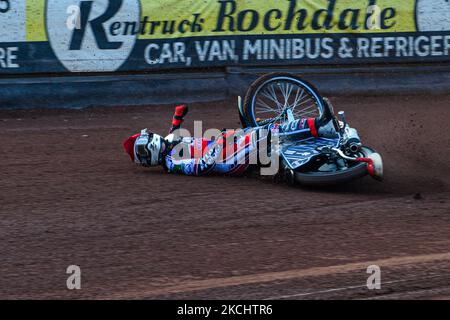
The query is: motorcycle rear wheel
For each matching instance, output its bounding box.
[293,147,376,186]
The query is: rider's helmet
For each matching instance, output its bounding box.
[123,129,166,167]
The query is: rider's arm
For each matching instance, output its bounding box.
[169,105,189,134]
[165,139,222,176]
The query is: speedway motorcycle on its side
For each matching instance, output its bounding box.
[238,73,383,186]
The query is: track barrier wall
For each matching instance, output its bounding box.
[1,0,449,108]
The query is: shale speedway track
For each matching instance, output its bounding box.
[0,94,449,299]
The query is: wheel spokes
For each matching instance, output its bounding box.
[253,79,321,125]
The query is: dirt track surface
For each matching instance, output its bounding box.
[1,94,450,299]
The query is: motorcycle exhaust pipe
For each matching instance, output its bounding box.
[347,141,362,153]
[343,127,362,154]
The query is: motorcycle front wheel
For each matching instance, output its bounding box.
[243,72,325,127]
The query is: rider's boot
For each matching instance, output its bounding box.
[270,98,339,139]
[313,98,339,138]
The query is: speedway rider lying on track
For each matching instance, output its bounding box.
[123,104,339,176]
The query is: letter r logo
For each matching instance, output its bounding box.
[46,0,140,72]
[70,0,123,50]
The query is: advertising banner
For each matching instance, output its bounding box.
[0,0,449,74]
